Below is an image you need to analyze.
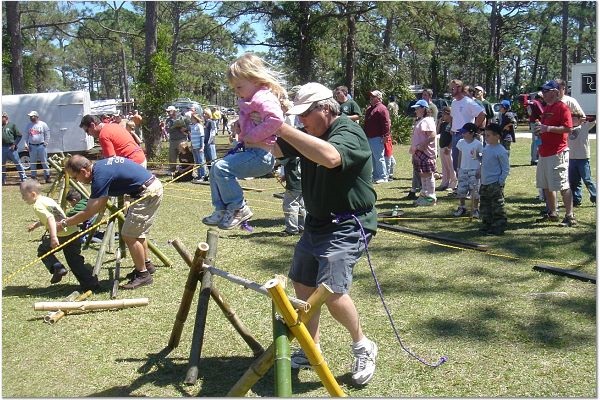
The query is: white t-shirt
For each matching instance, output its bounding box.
[456,138,483,170]
[450,97,484,131]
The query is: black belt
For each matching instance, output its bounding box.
[132,176,156,198]
[29,142,43,146]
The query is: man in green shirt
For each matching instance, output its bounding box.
[2,112,27,184]
[275,82,378,386]
[334,85,362,122]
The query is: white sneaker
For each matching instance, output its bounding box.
[374,179,388,184]
[218,205,253,230]
[202,210,225,226]
[351,339,378,385]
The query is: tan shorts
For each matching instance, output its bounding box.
[536,150,569,191]
[121,179,163,238]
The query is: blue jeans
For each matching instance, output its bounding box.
[451,132,464,174]
[191,148,207,178]
[204,144,217,169]
[529,122,541,162]
[27,143,50,179]
[2,145,27,184]
[209,147,275,210]
[569,158,597,204]
[368,137,387,181]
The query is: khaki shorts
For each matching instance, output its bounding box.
[536,151,569,191]
[121,179,163,238]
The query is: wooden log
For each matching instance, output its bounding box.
[378,221,489,252]
[185,229,218,385]
[227,283,333,397]
[167,242,209,350]
[34,298,148,311]
[265,279,345,397]
[169,237,269,357]
[43,290,93,324]
[533,265,596,284]
[43,290,80,323]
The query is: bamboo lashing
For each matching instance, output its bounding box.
[227,283,333,397]
[34,298,148,311]
[264,279,345,397]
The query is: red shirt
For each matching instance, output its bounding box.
[539,101,572,157]
[99,123,146,165]
[363,102,391,139]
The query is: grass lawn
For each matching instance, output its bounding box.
[2,128,596,397]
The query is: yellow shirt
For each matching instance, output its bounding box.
[33,196,78,237]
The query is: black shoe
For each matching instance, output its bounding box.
[573,201,581,207]
[121,270,153,290]
[280,230,299,237]
[406,191,418,200]
[124,261,156,280]
[50,265,68,284]
[591,195,596,205]
[80,282,102,293]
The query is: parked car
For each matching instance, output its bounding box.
[226,108,236,115]
[170,97,203,115]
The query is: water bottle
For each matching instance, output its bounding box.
[391,205,400,217]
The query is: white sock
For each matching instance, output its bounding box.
[353,337,371,350]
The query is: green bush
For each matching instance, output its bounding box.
[390,113,413,144]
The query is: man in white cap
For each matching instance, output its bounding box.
[23,111,51,183]
[364,89,391,183]
[274,82,379,386]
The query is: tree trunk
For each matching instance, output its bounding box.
[297,3,312,82]
[170,2,181,68]
[529,26,547,87]
[6,1,24,94]
[144,1,160,160]
[561,1,569,81]
[344,11,356,95]
[486,1,498,97]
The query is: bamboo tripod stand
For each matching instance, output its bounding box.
[47,154,172,298]
[167,229,346,397]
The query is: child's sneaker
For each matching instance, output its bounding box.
[351,339,378,385]
[453,206,467,217]
[218,205,253,230]
[125,261,156,281]
[202,210,225,226]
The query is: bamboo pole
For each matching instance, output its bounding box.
[227,283,333,397]
[43,290,80,323]
[116,196,127,258]
[34,298,148,311]
[170,238,264,357]
[110,247,122,299]
[92,214,114,277]
[44,290,93,324]
[184,268,212,385]
[265,279,345,397]
[167,242,209,350]
[200,264,310,313]
[185,230,219,385]
[47,157,173,267]
[273,305,292,397]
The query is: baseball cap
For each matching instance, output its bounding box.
[540,80,559,91]
[500,100,511,109]
[286,82,334,115]
[28,111,39,117]
[411,99,429,109]
[474,85,484,92]
[369,90,383,99]
[458,122,479,134]
[166,105,177,112]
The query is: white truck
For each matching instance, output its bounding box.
[1,91,95,168]
[570,62,597,133]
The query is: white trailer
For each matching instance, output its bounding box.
[1,91,95,157]
[570,63,597,121]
